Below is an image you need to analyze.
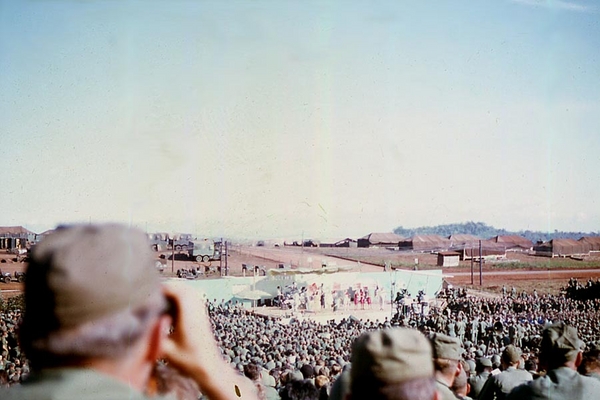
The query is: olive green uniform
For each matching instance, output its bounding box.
[436,379,460,400]
[0,368,170,400]
[469,371,490,399]
[479,367,532,400]
[507,366,600,400]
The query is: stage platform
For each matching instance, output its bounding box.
[251,304,395,324]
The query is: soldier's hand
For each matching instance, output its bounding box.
[161,282,257,400]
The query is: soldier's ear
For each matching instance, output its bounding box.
[574,351,583,368]
[455,360,463,377]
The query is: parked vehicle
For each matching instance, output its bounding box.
[171,233,194,252]
[188,239,221,263]
[148,233,194,252]
[148,233,169,251]
[0,270,11,283]
[0,270,23,283]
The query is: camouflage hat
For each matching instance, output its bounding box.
[430,333,462,361]
[502,345,521,364]
[351,328,433,386]
[541,322,584,361]
[22,224,162,332]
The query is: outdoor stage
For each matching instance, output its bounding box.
[179,267,445,311]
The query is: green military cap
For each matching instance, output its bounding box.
[541,322,584,360]
[351,328,433,385]
[23,224,162,332]
[502,345,521,364]
[477,357,492,368]
[430,333,462,361]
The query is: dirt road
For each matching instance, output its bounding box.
[235,245,383,272]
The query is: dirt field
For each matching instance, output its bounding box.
[229,246,600,296]
[156,245,600,296]
[3,245,600,299]
[0,253,26,298]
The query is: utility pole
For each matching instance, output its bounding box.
[479,240,483,285]
[171,235,175,274]
[224,240,228,276]
[470,243,474,285]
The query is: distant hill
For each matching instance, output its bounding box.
[393,221,600,243]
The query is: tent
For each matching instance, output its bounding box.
[399,235,451,252]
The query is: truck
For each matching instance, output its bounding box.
[148,233,169,251]
[170,233,194,252]
[188,239,221,263]
[148,233,194,252]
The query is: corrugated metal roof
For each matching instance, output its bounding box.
[579,237,600,251]
[463,245,507,256]
[360,232,405,244]
[410,234,451,243]
[438,251,461,256]
[579,236,600,244]
[478,240,509,250]
[489,235,533,248]
[534,238,591,255]
[0,226,36,235]
[399,235,451,250]
[448,234,480,242]
[551,238,580,245]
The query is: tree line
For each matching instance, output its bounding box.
[393,221,600,243]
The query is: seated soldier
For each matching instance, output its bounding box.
[578,346,600,381]
[348,327,438,400]
[507,322,600,400]
[430,333,463,400]
[478,345,532,400]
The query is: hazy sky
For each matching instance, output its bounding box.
[1,0,599,239]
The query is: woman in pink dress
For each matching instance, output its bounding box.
[360,289,366,310]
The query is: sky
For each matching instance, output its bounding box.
[1,0,599,240]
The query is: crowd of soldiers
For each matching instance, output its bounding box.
[200,285,600,399]
[3,276,600,398]
[0,310,28,387]
[562,277,600,301]
[0,282,600,398]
